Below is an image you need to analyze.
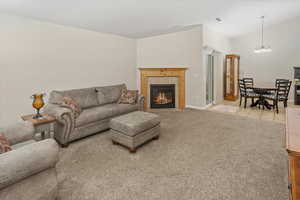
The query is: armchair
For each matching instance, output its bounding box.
[0,122,59,200]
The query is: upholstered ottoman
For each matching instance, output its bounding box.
[110,111,160,153]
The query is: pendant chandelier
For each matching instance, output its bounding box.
[254,16,272,53]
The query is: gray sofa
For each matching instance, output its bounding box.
[0,122,59,200]
[44,84,144,147]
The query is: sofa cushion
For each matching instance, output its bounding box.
[0,168,58,200]
[110,111,160,137]
[49,88,98,109]
[95,84,126,105]
[11,140,36,150]
[111,103,139,116]
[0,139,59,190]
[0,122,34,146]
[75,105,114,127]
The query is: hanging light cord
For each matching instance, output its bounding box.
[261,16,264,47]
[254,15,271,53]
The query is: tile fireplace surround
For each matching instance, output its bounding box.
[139,68,187,110]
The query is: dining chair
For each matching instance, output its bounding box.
[264,80,292,113]
[278,80,292,107]
[243,78,254,88]
[239,79,258,108]
[275,79,289,87]
[275,79,292,107]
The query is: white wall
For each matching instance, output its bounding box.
[0,13,137,125]
[231,16,300,101]
[203,26,232,104]
[203,26,232,53]
[137,26,204,107]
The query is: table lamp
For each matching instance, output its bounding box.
[31,93,45,119]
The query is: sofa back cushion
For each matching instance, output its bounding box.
[49,88,98,109]
[95,84,126,105]
[48,90,64,104]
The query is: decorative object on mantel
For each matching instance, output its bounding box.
[224,55,240,101]
[31,93,45,119]
[139,68,187,110]
[254,16,272,53]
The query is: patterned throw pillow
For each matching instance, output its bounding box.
[0,134,12,154]
[60,96,83,118]
[118,89,138,104]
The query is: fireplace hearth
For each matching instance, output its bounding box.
[150,84,175,108]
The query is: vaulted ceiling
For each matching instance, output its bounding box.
[0,0,300,38]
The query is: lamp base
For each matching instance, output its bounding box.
[32,109,43,119]
[32,113,43,119]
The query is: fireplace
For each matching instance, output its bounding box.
[139,68,187,110]
[150,84,175,108]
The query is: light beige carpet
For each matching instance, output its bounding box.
[56,109,288,200]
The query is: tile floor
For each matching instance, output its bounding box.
[208,100,300,124]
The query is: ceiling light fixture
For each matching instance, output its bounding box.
[216,18,222,23]
[254,16,272,53]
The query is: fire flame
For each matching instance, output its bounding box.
[154,92,172,104]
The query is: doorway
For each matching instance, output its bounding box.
[206,54,214,105]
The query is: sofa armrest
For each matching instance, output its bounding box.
[137,94,145,111]
[0,122,34,145]
[0,139,59,190]
[43,103,75,145]
[44,103,74,122]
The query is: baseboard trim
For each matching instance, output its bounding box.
[186,104,212,110]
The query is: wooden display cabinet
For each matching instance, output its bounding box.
[224,54,240,101]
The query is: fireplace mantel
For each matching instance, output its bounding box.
[139,67,187,110]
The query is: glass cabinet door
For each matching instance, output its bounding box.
[224,55,240,101]
[234,58,239,96]
[226,58,231,95]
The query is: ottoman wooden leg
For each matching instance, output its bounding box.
[112,140,117,145]
[60,142,69,148]
[129,148,136,153]
[153,135,160,140]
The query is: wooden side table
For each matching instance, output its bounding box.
[21,114,56,140]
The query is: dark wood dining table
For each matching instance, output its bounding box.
[249,87,277,109]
